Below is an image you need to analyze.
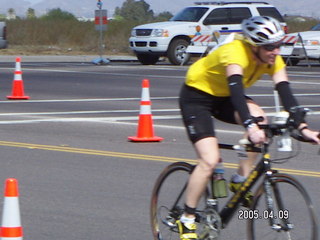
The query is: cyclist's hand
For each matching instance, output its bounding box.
[300,128,320,144]
[247,124,266,144]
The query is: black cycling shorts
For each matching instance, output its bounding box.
[179,84,252,144]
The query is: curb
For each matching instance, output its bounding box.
[0,55,138,63]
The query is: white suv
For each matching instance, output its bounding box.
[129,1,287,65]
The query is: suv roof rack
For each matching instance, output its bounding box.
[194,2,269,5]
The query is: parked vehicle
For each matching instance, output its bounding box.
[283,24,320,65]
[0,22,7,49]
[129,1,286,65]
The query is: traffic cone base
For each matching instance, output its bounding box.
[128,137,163,142]
[7,96,30,100]
[128,135,163,142]
[128,79,163,142]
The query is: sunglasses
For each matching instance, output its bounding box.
[261,42,283,51]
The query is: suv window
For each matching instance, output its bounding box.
[229,8,252,24]
[203,7,252,25]
[257,7,284,22]
[203,8,228,25]
[171,7,209,22]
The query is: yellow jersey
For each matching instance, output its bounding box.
[185,39,286,97]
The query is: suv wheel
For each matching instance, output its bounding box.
[167,39,191,65]
[136,53,160,65]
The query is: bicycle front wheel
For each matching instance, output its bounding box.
[150,162,209,240]
[248,173,318,240]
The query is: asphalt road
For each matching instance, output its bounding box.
[0,58,319,239]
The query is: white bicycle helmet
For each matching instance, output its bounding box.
[241,16,284,46]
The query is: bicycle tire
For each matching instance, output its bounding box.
[150,162,210,240]
[247,173,318,240]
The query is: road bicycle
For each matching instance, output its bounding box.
[150,114,319,240]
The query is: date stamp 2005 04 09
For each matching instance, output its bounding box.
[238,209,289,220]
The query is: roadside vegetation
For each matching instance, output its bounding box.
[285,17,319,33]
[3,0,320,55]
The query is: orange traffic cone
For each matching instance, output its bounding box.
[7,57,30,100]
[0,178,23,240]
[128,79,163,142]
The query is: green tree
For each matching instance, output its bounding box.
[154,11,173,22]
[0,14,6,21]
[27,8,36,19]
[8,8,15,15]
[7,8,16,19]
[114,0,154,22]
[41,8,77,21]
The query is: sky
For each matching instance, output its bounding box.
[3,0,320,18]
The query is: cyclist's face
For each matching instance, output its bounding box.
[256,43,281,65]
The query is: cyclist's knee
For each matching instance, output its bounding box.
[198,157,219,174]
[194,137,220,174]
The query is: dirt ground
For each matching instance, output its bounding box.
[1,45,131,56]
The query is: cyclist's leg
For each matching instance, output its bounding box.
[179,85,221,239]
[184,137,220,215]
[176,137,220,240]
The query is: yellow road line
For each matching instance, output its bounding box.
[0,140,319,178]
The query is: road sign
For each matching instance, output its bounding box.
[95,10,107,31]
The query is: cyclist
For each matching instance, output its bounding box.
[177,16,320,240]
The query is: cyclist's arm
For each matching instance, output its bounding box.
[226,64,265,144]
[273,69,320,144]
[226,64,251,127]
[272,68,299,111]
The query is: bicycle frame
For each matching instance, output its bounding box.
[217,143,272,228]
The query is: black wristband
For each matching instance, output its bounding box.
[243,118,255,128]
[288,106,308,128]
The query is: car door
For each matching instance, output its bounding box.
[201,7,252,42]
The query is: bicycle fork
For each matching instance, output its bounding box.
[264,173,294,232]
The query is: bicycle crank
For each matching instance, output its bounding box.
[198,207,222,240]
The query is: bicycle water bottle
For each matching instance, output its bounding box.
[273,111,292,152]
[212,158,228,198]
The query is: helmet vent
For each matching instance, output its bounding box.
[241,16,285,46]
[257,32,268,40]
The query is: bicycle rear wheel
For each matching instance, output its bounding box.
[248,173,318,240]
[150,162,210,240]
